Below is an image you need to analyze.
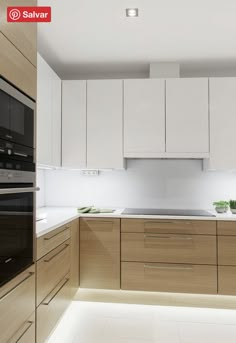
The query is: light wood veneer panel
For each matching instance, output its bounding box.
[121,262,217,294]
[121,219,216,235]
[122,233,217,265]
[80,218,120,289]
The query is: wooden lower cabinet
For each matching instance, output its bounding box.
[218,236,236,265]
[36,219,79,342]
[37,240,70,306]
[121,262,217,294]
[122,233,216,265]
[37,223,71,260]
[9,313,35,343]
[37,273,72,343]
[0,265,35,343]
[218,266,236,295]
[121,219,217,235]
[80,218,120,289]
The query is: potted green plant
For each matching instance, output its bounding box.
[229,200,236,214]
[213,201,229,213]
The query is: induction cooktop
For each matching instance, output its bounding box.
[123,208,215,217]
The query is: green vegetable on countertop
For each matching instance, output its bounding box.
[77,206,114,214]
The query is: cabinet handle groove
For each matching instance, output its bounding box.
[10,321,34,343]
[0,272,34,301]
[44,244,69,263]
[144,221,192,225]
[144,234,193,240]
[42,277,69,306]
[44,227,70,240]
[144,264,193,271]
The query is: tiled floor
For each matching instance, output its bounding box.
[47,301,236,343]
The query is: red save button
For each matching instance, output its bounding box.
[7,6,51,22]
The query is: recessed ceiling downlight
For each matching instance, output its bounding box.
[126,8,139,17]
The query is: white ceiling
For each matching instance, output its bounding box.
[38,0,236,78]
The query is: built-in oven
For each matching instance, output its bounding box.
[0,77,37,288]
[0,77,35,149]
[0,172,38,288]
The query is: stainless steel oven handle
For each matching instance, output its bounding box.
[13,152,28,158]
[0,187,40,195]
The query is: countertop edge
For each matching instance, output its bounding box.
[36,207,236,238]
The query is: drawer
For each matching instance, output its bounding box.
[121,219,216,235]
[217,221,236,236]
[0,32,36,100]
[9,313,35,343]
[121,233,217,265]
[218,236,236,265]
[37,273,72,343]
[37,223,71,260]
[0,265,35,343]
[121,262,217,294]
[218,266,236,295]
[37,240,71,306]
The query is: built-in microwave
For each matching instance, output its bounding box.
[0,77,35,149]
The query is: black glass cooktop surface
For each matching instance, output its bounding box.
[123,208,215,217]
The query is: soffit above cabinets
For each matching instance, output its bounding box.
[37,0,236,78]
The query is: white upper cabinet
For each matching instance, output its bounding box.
[37,54,52,166]
[124,79,165,157]
[166,78,209,157]
[205,77,236,170]
[62,81,87,169]
[37,54,61,167]
[87,80,124,169]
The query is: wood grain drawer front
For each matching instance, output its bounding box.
[80,218,120,290]
[37,223,71,260]
[121,219,216,235]
[217,221,236,236]
[37,274,72,343]
[121,262,217,294]
[8,313,35,343]
[0,0,37,66]
[0,265,35,343]
[121,233,217,265]
[37,240,70,306]
[0,33,36,100]
[218,236,236,266]
[218,266,236,295]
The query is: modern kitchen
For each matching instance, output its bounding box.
[1,0,236,342]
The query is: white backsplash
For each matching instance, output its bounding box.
[39,159,236,210]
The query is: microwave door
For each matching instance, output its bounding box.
[10,97,34,148]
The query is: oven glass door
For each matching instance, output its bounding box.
[0,184,34,287]
[0,89,34,148]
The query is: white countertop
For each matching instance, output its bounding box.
[36,207,236,238]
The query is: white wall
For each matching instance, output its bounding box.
[42,159,236,210]
[36,169,45,208]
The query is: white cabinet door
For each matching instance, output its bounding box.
[87,80,124,169]
[51,70,62,168]
[206,77,236,170]
[62,81,87,169]
[124,79,165,157]
[37,54,52,166]
[166,78,209,157]
[37,54,61,167]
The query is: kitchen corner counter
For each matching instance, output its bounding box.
[36,207,236,238]
[36,207,80,237]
